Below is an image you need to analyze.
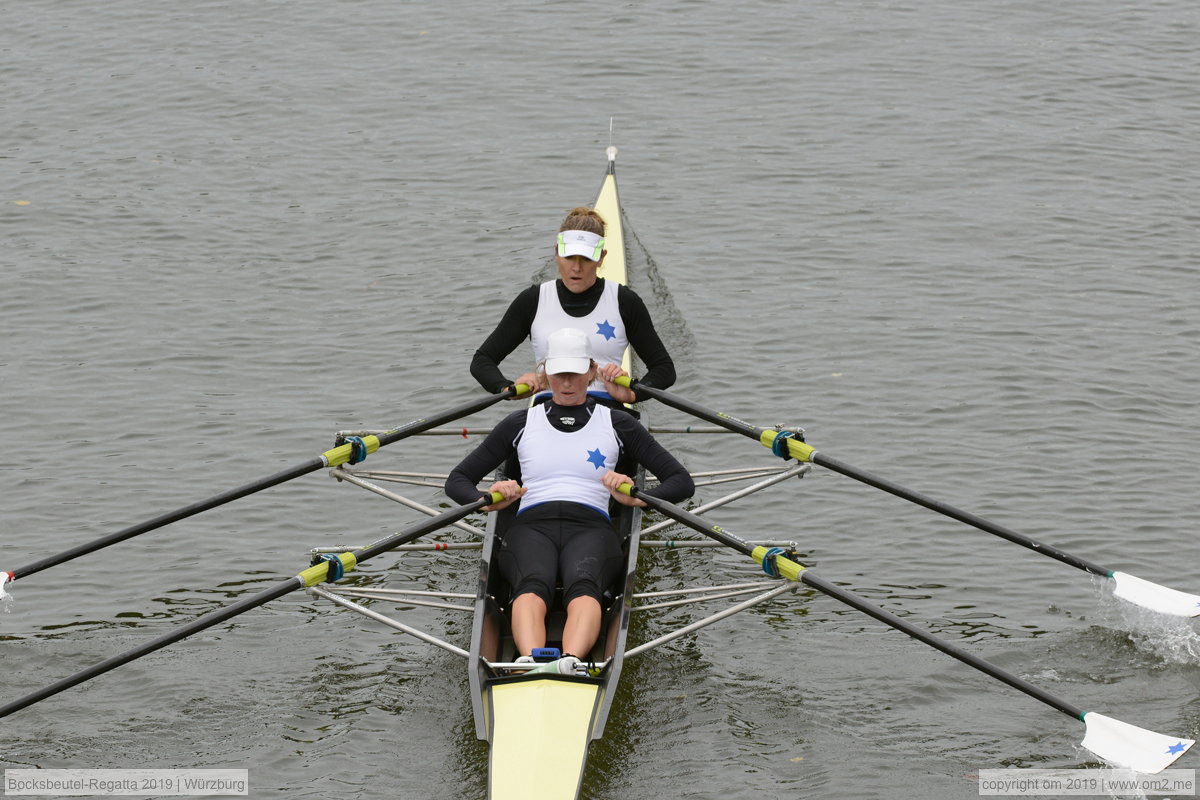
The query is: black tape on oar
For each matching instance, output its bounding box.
[318,554,345,582]
[344,436,369,465]
[771,430,801,460]
[761,547,787,578]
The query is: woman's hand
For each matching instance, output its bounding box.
[510,372,546,397]
[601,470,645,507]
[597,364,636,404]
[483,479,526,511]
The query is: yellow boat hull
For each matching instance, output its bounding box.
[485,679,605,799]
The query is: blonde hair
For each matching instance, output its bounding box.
[558,206,605,236]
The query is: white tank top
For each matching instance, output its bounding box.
[530,279,629,394]
[517,404,620,517]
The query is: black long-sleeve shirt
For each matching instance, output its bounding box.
[469,278,676,394]
[445,399,694,507]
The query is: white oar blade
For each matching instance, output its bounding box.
[1110,572,1200,618]
[1080,712,1194,774]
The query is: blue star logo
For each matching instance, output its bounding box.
[1167,741,1187,755]
[585,448,607,470]
[596,320,617,341]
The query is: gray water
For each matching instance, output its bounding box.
[3,1,1199,798]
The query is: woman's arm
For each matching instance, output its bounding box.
[444,410,526,504]
[617,286,676,392]
[611,413,694,503]
[469,285,540,393]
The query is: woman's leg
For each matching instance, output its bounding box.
[510,592,548,656]
[561,595,602,657]
[559,511,624,659]
[496,512,557,657]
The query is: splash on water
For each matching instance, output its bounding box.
[0,572,13,611]
[1064,754,1154,800]
[1093,576,1200,665]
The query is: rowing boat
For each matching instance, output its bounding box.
[291,149,1197,789]
[2,147,1196,794]
[302,151,819,797]
[466,148,641,799]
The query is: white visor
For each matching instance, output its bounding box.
[557,230,605,261]
[543,328,593,374]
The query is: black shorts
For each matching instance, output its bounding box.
[497,500,625,606]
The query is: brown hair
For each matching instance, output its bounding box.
[558,206,606,236]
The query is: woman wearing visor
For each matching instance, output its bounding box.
[448,328,693,669]
[469,206,675,406]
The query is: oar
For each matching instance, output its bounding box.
[618,484,1195,774]
[617,378,1200,618]
[2,386,527,586]
[0,492,501,720]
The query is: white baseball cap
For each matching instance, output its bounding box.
[556,229,605,261]
[544,328,593,374]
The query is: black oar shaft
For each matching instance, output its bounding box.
[11,460,322,581]
[637,491,758,557]
[8,387,517,583]
[374,387,517,447]
[352,495,487,562]
[630,381,764,439]
[811,453,1111,577]
[627,380,1112,579]
[630,488,1085,723]
[0,496,492,720]
[0,579,303,719]
[797,570,1084,720]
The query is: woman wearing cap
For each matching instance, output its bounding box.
[469,206,675,405]
[448,328,693,666]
